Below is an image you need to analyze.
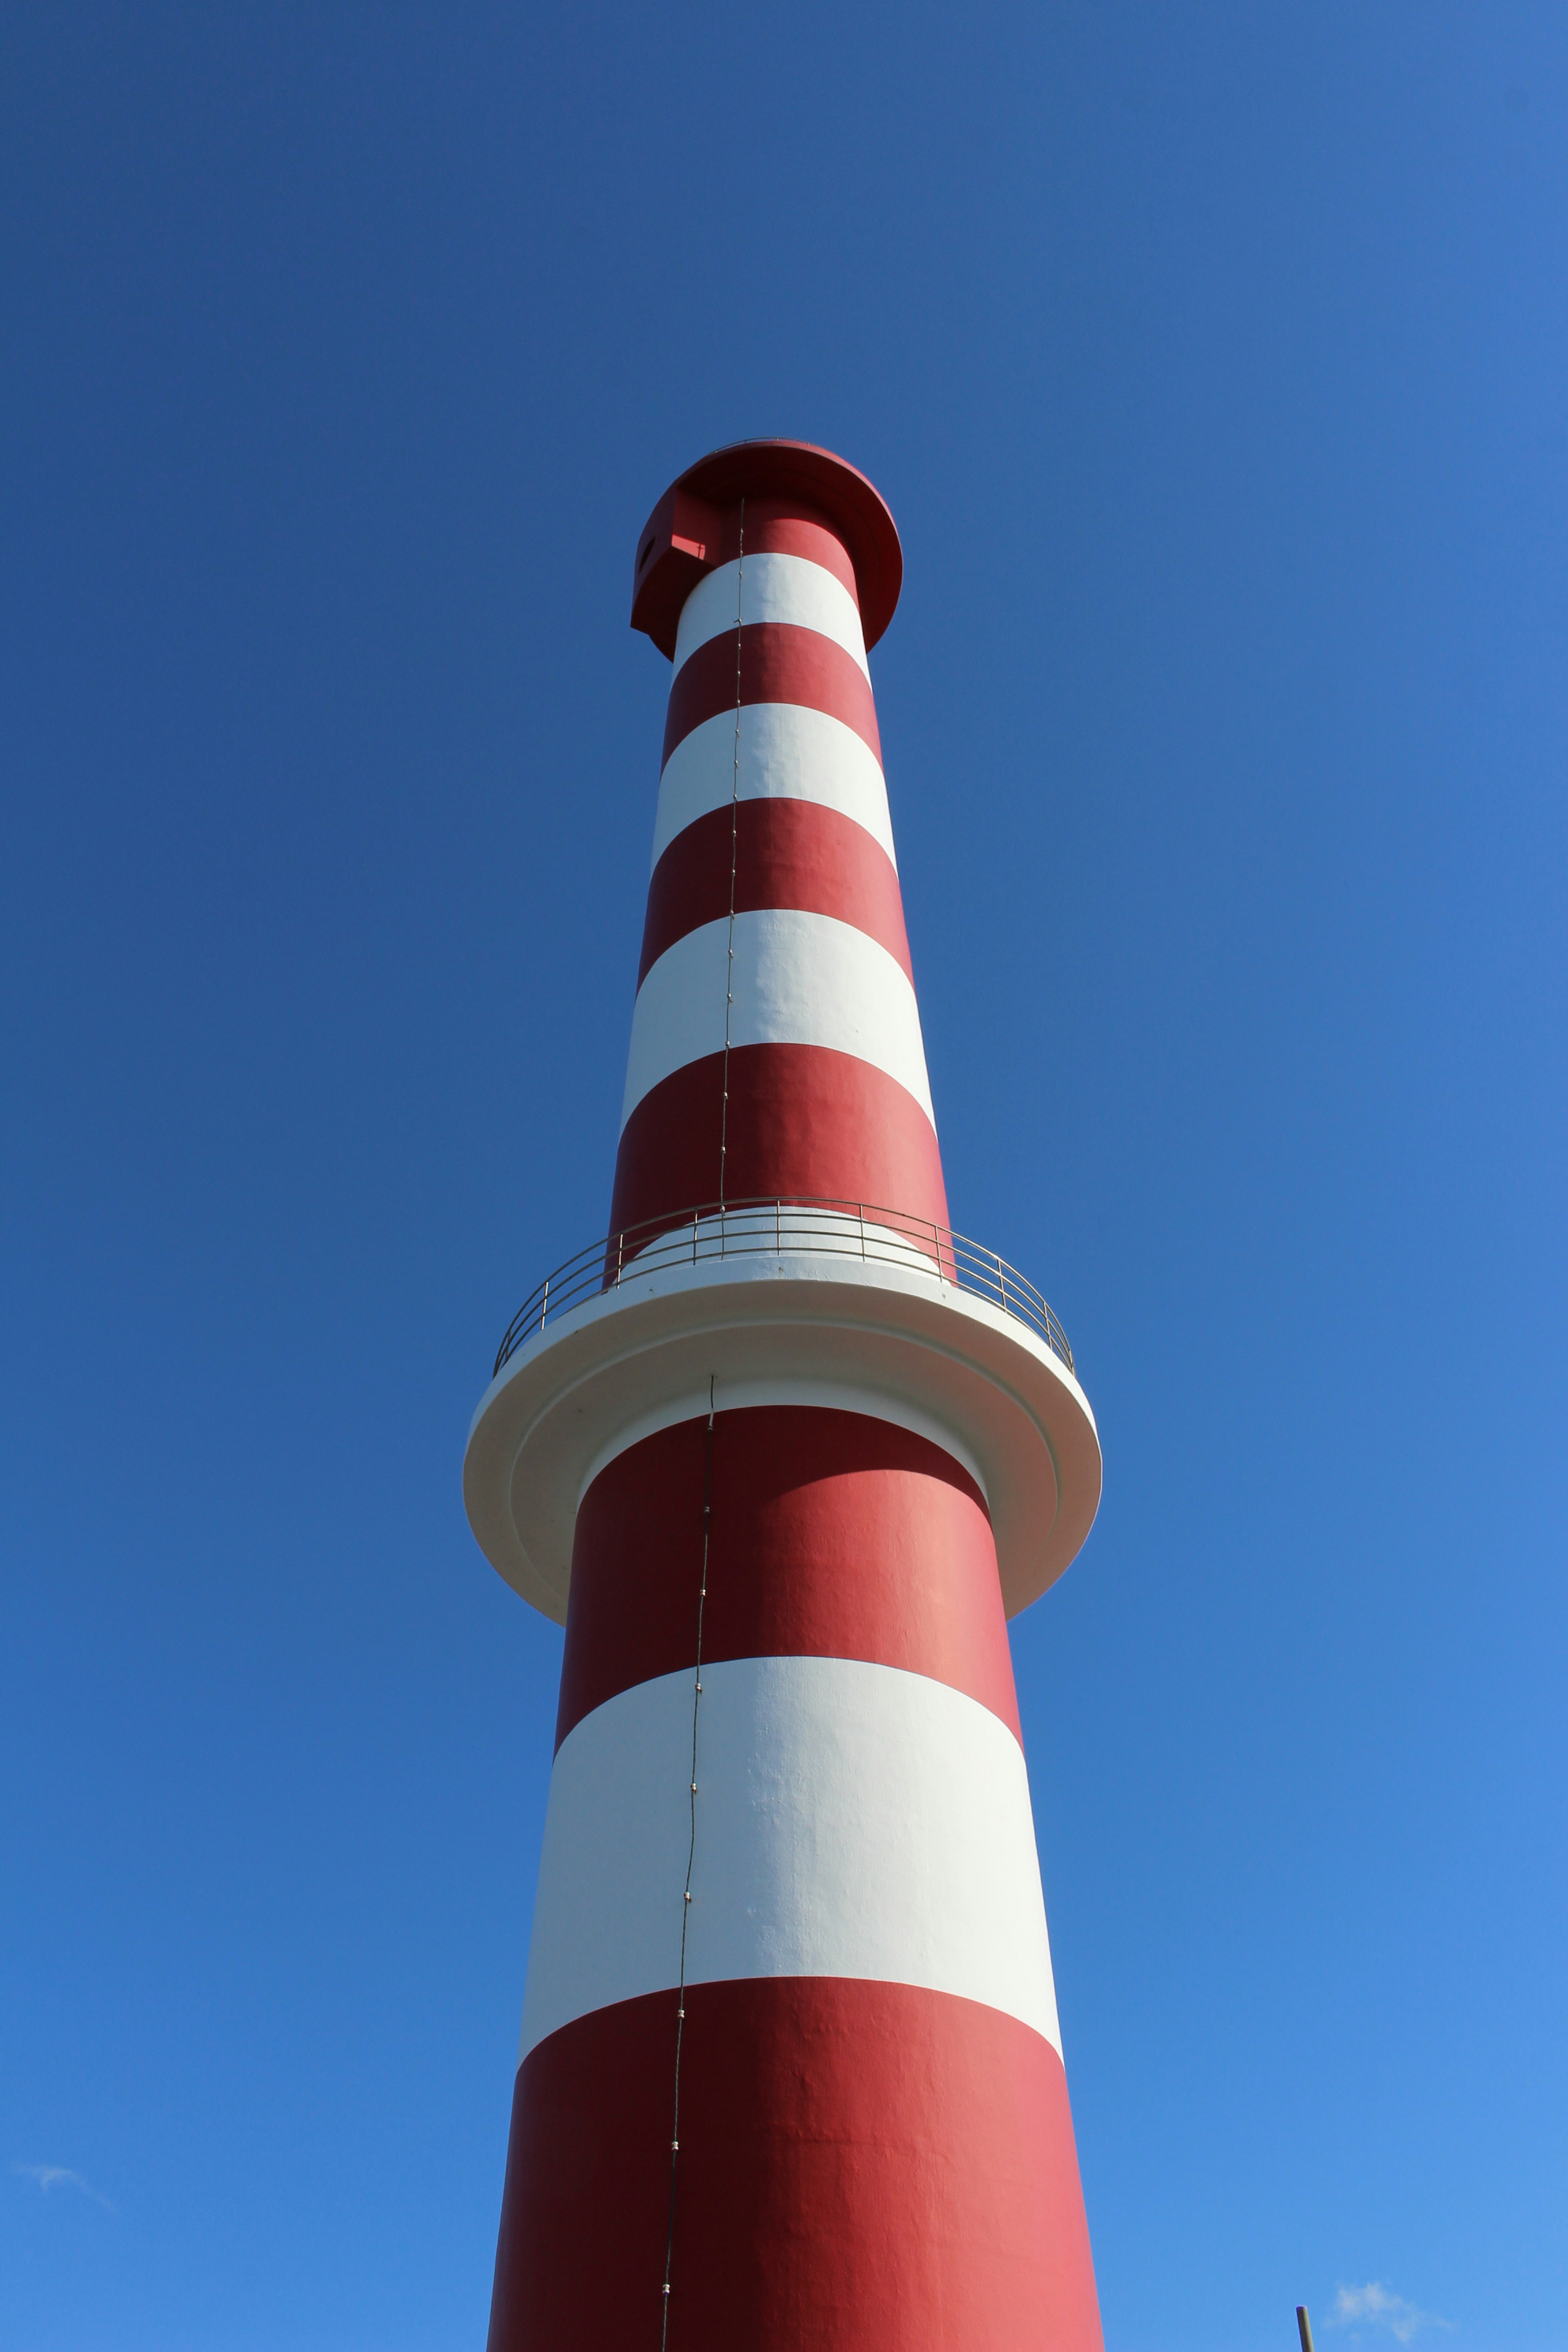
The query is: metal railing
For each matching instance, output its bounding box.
[492,1196,1074,1379]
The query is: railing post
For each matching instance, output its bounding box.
[615,1231,624,1287]
[859,1202,866,1261]
[775,1197,781,1256]
[539,1277,548,1335]
[692,1208,699,1264]
[994,1250,1007,1315]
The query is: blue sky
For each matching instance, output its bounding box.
[3,7,1565,2348]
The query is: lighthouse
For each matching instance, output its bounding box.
[463,440,1105,2349]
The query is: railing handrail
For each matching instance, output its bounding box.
[491,1196,1074,1381]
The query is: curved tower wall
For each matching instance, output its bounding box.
[610,497,950,1241]
[480,445,1104,2352]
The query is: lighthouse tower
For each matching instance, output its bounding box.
[463,441,1105,2350]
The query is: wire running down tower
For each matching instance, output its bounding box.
[464,439,1106,2350]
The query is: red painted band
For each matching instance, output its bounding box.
[487,1975,1103,2352]
[663,625,882,769]
[709,501,861,604]
[557,1405,1015,1750]
[637,798,913,987]
[608,1042,951,1246]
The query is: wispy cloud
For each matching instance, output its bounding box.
[12,2163,116,2214]
[1327,2282,1452,2344]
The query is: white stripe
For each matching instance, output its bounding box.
[621,909,934,1136]
[519,1655,1060,2061]
[652,702,897,875]
[673,551,870,680]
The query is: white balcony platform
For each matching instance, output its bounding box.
[463,1224,1101,1625]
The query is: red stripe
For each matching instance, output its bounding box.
[557,1405,1015,1749]
[699,500,863,606]
[663,624,882,768]
[638,799,913,987]
[487,1976,1103,2352]
[609,1042,950,1243]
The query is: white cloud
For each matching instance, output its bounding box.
[12,2162,116,2213]
[1327,2282,1452,2344]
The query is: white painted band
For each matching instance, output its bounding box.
[653,702,897,875]
[518,1654,1060,2062]
[673,551,870,680]
[621,909,935,1136]
[575,1363,990,1512]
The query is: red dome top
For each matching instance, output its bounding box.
[631,439,903,660]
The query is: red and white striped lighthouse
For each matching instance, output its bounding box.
[464,440,1105,2350]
